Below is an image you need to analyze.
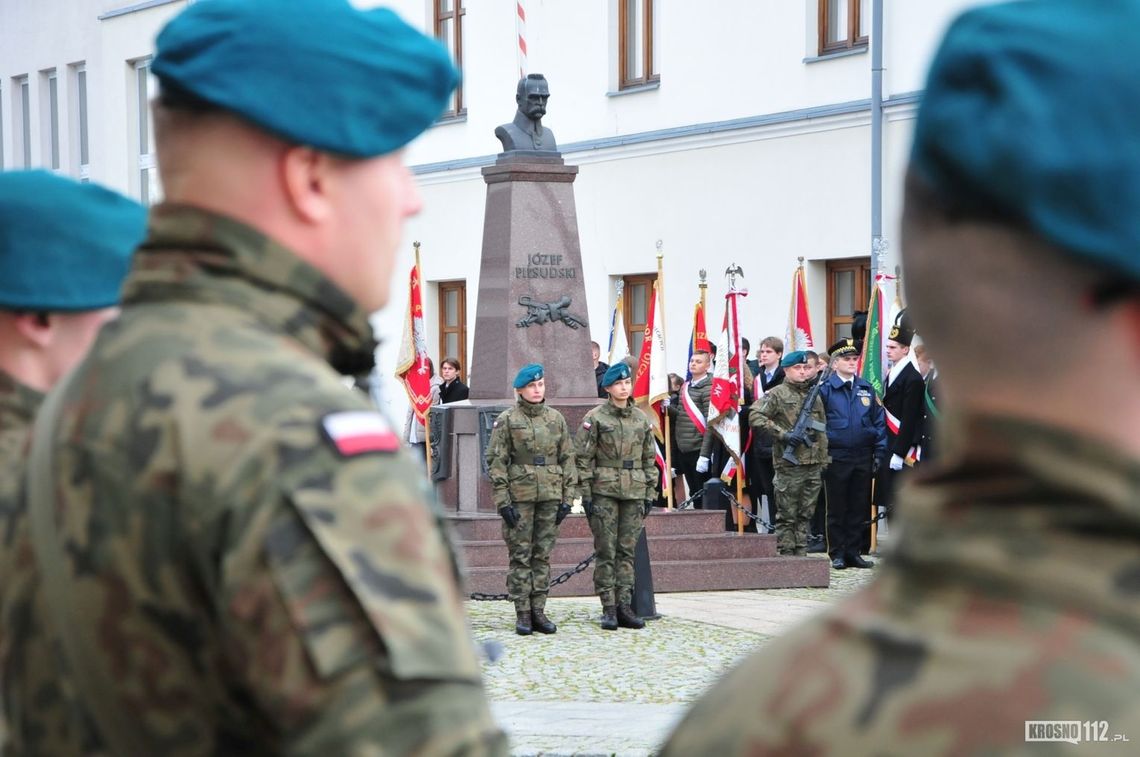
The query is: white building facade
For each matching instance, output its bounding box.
[1,0,984,417]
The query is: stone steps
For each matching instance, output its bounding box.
[448,509,829,597]
[448,509,726,541]
[460,531,778,567]
[464,556,830,596]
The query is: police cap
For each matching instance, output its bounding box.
[828,338,860,358]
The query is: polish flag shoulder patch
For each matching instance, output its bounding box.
[320,411,400,457]
[582,420,592,430]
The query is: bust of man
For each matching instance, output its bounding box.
[495,73,559,153]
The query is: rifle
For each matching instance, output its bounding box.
[781,365,831,465]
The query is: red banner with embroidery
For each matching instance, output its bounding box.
[395,261,433,421]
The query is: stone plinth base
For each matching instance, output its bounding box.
[449,509,830,596]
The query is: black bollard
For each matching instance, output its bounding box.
[631,525,660,620]
[703,478,735,531]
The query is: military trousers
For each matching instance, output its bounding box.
[502,500,560,611]
[772,462,823,556]
[823,453,873,559]
[588,496,644,607]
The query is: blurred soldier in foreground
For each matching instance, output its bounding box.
[0,172,144,755]
[13,0,507,754]
[486,364,575,635]
[664,1,1140,752]
[576,362,656,630]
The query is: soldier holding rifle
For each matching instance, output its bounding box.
[749,351,829,556]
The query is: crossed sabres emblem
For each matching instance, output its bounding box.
[516,295,587,329]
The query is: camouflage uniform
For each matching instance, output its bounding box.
[5,207,506,755]
[750,379,828,555]
[1,372,88,756]
[575,398,656,607]
[662,416,1140,755]
[485,398,575,612]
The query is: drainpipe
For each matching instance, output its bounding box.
[871,0,887,274]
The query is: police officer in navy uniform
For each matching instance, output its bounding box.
[819,338,886,569]
[875,311,925,525]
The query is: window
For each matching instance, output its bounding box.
[826,258,872,344]
[433,0,465,117]
[0,83,4,168]
[72,63,90,181]
[437,280,467,381]
[44,70,60,171]
[619,0,660,89]
[132,59,158,204]
[819,0,869,55]
[623,274,656,358]
[12,76,31,167]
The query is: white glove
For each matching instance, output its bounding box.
[889,453,904,471]
[695,456,710,473]
[661,396,671,408]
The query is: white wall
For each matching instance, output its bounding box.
[1,0,988,421]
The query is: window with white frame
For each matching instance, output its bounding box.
[71,63,90,181]
[132,58,158,204]
[12,76,31,168]
[43,69,61,171]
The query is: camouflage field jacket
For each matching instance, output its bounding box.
[485,399,575,508]
[0,206,505,756]
[663,414,1140,755]
[750,379,829,466]
[575,399,656,501]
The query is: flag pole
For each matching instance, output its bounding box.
[415,241,434,481]
[656,242,674,510]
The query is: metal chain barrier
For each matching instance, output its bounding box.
[469,551,596,601]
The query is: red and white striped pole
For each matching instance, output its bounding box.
[516,1,527,80]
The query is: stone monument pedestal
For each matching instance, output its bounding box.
[431,152,599,513]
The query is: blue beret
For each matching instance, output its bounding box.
[601,362,631,388]
[0,171,145,311]
[912,0,1140,281]
[513,363,544,389]
[780,351,808,368]
[152,0,459,158]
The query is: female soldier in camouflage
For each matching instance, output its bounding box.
[485,364,575,635]
[575,362,657,630]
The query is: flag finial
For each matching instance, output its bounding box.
[698,268,707,287]
[725,264,743,289]
[797,256,804,266]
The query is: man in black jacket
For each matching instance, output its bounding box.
[750,336,784,529]
[874,311,925,529]
[439,357,469,404]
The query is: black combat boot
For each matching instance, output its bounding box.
[531,608,557,634]
[600,605,618,631]
[616,603,645,629]
[515,609,533,636]
[846,553,874,569]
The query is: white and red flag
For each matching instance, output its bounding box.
[785,263,815,351]
[708,278,748,482]
[633,280,670,493]
[395,260,433,422]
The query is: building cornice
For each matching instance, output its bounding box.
[413,91,922,184]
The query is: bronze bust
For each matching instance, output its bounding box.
[495,74,559,153]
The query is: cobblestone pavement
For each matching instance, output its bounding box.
[467,556,879,755]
